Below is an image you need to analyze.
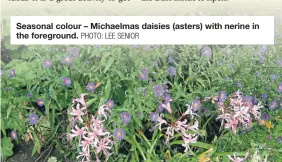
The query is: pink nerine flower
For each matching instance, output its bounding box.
[70,126,87,143]
[150,114,168,131]
[70,104,86,122]
[76,147,91,162]
[182,104,199,119]
[160,98,173,114]
[74,93,87,107]
[227,151,249,162]
[224,116,238,134]
[182,134,197,152]
[96,136,113,160]
[97,105,111,120]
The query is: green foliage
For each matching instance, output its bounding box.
[1,18,282,161]
[1,137,14,160]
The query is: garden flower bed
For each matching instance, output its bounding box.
[1,38,282,162]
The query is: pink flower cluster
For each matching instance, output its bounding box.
[68,94,114,162]
[151,99,201,153]
[211,91,262,134]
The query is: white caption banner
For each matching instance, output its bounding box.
[10,16,274,45]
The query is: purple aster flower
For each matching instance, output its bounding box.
[61,77,72,87]
[153,61,158,67]
[218,91,227,102]
[27,93,32,98]
[276,138,281,143]
[191,100,201,112]
[86,82,96,92]
[236,81,242,88]
[43,59,52,68]
[226,77,231,81]
[28,113,39,125]
[271,74,278,81]
[262,94,267,100]
[67,47,79,57]
[143,45,151,50]
[260,45,268,54]
[242,96,253,103]
[63,55,72,65]
[141,68,148,74]
[267,135,271,140]
[203,108,210,117]
[113,128,126,141]
[255,71,260,77]
[7,87,13,91]
[10,130,17,140]
[37,99,45,107]
[200,46,212,57]
[149,112,159,122]
[106,100,115,109]
[0,69,4,77]
[168,56,174,63]
[164,94,172,104]
[121,112,131,125]
[277,83,282,93]
[263,113,270,120]
[154,45,160,48]
[168,66,176,77]
[138,68,149,81]
[9,69,15,78]
[158,103,164,112]
[131,45,138,48]
[252,96,258,105]
[269,100,278,110]
[153,85,165,97]
[260,56,265,63]
[163,82,169,90]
